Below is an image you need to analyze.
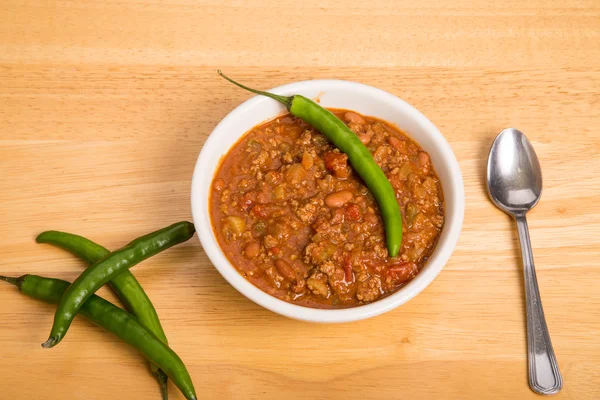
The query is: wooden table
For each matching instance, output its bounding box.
[1,1,599,399]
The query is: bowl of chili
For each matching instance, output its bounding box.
[191,77,464,322]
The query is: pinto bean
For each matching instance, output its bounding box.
[388,136,404,152]
[418,152,430,167]
[344,112,366,125]
[244,241,261,259]
[357,133,372,145]
[275,259,296,281]
[325,190,353,208]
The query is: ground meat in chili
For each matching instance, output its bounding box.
[210,109,444,308]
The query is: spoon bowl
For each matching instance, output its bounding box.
[487,128,543,216]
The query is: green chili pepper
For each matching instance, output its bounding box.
[36,231,170,399]
[0,274,197,400]
[218,71,402,256]
[43,221,196,348]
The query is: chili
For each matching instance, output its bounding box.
[210,110,444,307]
[218,71,402,257]
[42,221,195,348]
[0,274,197,400]
[36,230,169,399]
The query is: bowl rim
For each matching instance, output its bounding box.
[191,78,464,323]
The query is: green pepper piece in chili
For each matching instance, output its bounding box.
[0,274,197,400]
[217,71,402,257]
[42,221,196,348]
[36,230,170,399]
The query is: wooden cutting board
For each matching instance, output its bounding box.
[1,1,599,399]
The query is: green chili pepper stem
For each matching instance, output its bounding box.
[218,70,293,109]
[43,221,196,348]
[0,275,25,287]
[156,370,169,400]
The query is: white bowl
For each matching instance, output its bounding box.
[191,79,464,323]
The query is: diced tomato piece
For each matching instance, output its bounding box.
[240,192,256,211]
[344,203,362,222]
[385,262,418,285]
[323,151,347,172]
[251,204,268,219]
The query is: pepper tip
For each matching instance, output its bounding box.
[35,231,51,243]
[41,337,57,349]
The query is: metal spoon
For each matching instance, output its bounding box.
[487,128,563,395]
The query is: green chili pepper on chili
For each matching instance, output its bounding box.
[0,274,197,400]
[43,221,196,348]
[36,230,170,399]
[217,70,402,257]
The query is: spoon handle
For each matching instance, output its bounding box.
[515,215,563,395]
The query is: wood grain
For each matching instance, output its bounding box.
[1,0,599,399]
